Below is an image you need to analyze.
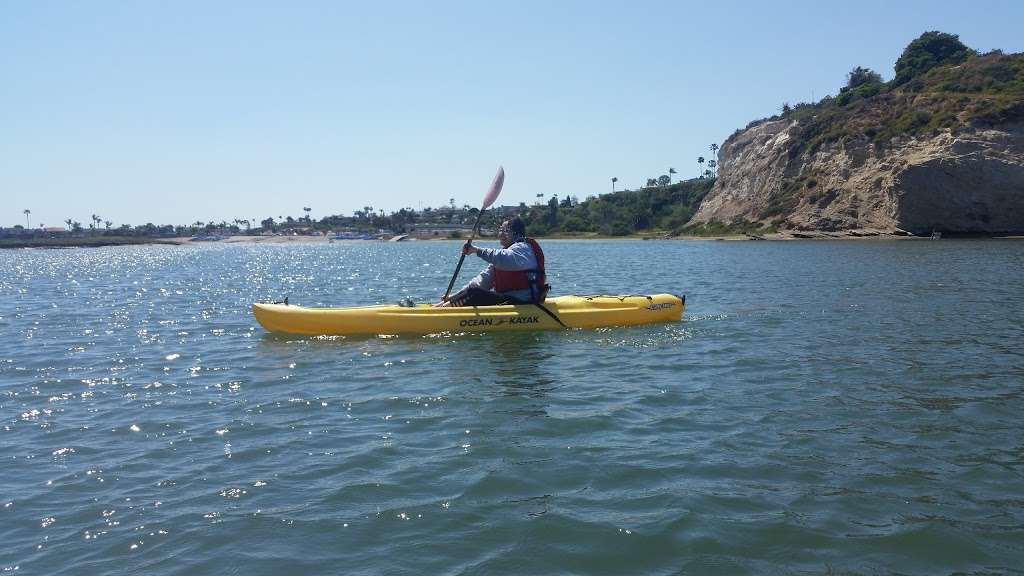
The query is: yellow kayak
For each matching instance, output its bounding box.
[252,293,684,336]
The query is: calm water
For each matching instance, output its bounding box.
[1,239,1023,575]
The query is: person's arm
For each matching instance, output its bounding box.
[461,263,494,292]
[474,242,536,270]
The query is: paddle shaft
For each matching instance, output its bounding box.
[443,208,487,299]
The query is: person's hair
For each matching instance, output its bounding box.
[506,217,526,238]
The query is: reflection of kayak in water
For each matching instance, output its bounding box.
[252,294,684,336]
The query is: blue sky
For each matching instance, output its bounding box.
[3,0,1022,228]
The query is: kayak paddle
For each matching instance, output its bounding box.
[443,166,505,299]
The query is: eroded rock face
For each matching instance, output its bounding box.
[691,120,1024,235]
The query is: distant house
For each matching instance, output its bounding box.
[409,224,475,238]
[44,227,67,233]
[493,205,525,218]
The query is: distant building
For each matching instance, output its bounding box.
[493,205,525,218]
[409,224,475,239]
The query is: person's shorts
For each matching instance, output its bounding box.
[450,287,516,307]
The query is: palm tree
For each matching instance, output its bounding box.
[104,220,112,230]
[65,218,72,231]
[697,156,705,178]
[708,160,718,178]
[23,209,31,228]
[668,168,677,183]
[611,177,618,192]
[303,207,311,223]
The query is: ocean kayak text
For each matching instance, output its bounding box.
[459,316,540,327]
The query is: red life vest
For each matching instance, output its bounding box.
[493,238,547,301]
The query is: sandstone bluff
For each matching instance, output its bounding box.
[690,32,1024,237]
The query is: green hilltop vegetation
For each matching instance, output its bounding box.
[771,31,1024,159]
[513,178,716,237]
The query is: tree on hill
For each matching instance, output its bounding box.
[846,66,882,89]
[838,66,886,105]
[546,195,560,228]
[893,31,974,86]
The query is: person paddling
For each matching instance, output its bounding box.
[436,217,548,307]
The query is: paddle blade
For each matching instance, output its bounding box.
[481,165,504,209]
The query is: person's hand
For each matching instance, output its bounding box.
[433,295,450,308]
[462,241,477,256]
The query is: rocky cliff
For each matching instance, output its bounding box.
[691,120,1024,235]
[689,34,1024,236]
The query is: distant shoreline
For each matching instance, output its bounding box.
[0,236,180,249]
[3,232,1021,249]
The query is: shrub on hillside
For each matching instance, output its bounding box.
[846,66,883,89]
[893,31,974,86]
